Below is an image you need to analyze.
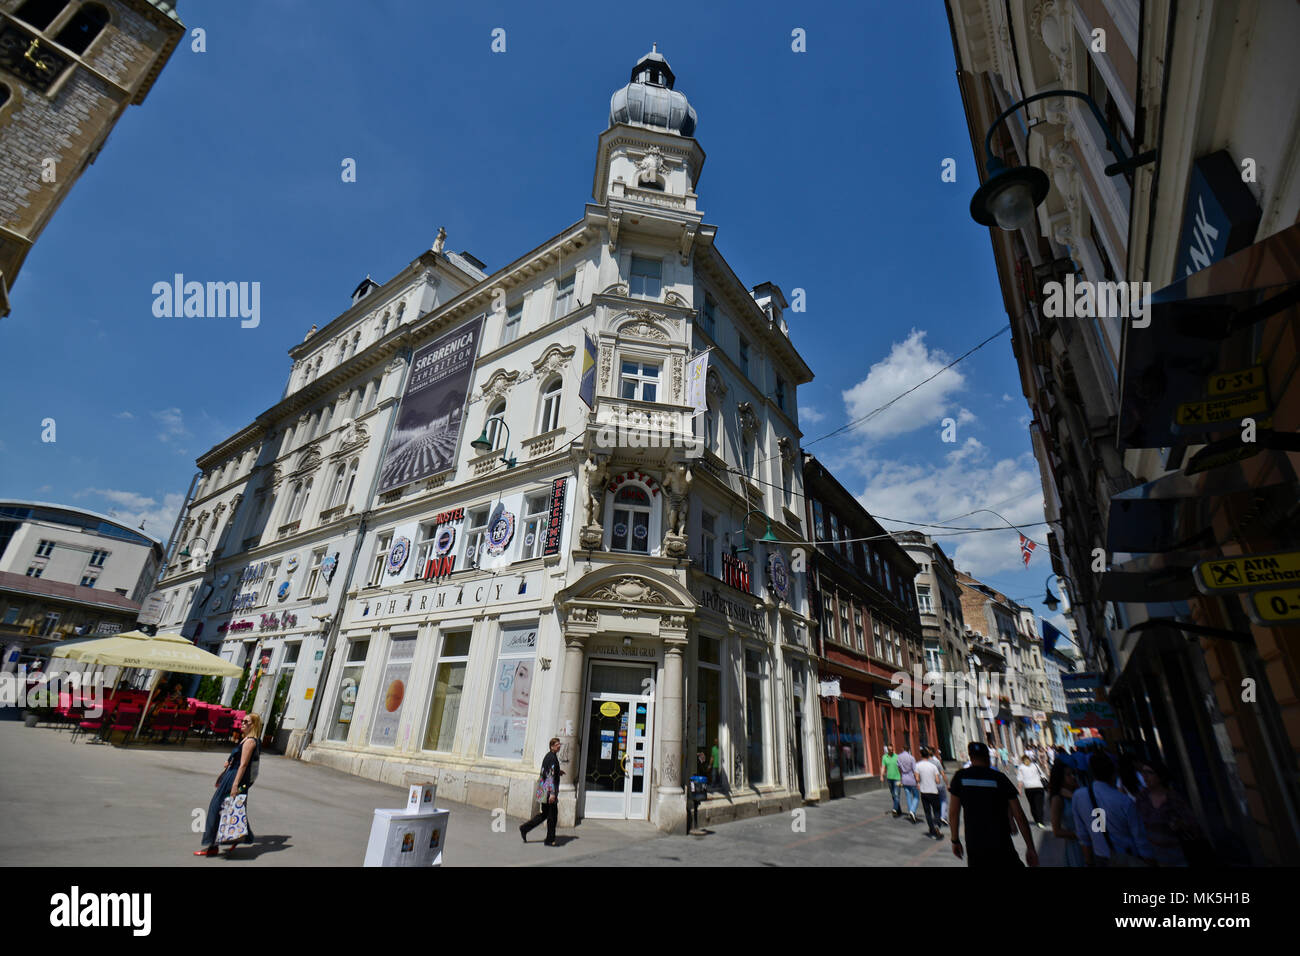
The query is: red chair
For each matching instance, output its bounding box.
[108,706,143,746]
[150,709,175,742]
[208,711,234,746]
[170,710,195,745]
[73,700,113,743]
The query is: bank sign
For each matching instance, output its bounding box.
[1174,150,1261,279]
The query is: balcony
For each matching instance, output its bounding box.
[586,396,701,467]
[522,428,564,459]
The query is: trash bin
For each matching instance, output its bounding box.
[688,775,708,832]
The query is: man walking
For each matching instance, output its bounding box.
[896,745,920,823]
[1071,752,1155,866]
[881,744,902,817]
[1016,754,1047,828]
[948,742,1038,867]
[916,746,945,838]
[930,746,949,825]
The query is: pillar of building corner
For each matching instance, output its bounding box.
[556,632,586,828]
[654,638,688,833]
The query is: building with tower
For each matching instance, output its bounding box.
[157,48,820,832]
[0,0,185,317]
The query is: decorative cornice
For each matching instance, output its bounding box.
[530,343,577,378]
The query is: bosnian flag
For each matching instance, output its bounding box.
[1019,534,1037,566]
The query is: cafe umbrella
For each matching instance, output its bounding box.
[50,630,242,739]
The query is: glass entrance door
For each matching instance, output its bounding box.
[580,663,654,820]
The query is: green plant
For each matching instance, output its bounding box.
[267,673,290,739]
[194,675,222,704]
[230,661,251,710]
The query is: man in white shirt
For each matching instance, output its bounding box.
[915,746,946,838]
[1015,755,1047,827]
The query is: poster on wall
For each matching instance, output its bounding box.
[370,638,416,747]
[484,626,537,760]
[377,316,484,494]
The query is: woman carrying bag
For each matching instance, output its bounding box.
[195,713,262,857]
[519,737,563,846]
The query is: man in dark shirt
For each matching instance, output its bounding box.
[948,741,1038,867]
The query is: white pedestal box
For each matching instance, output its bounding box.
[362,808,451,867]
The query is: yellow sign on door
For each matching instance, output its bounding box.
[1248,588,1300,625]
[1206,366,1265,396]
[599,701,621,717]
[1175,390,1269,425]
[1194,552,1300,594]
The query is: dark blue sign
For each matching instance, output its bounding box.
[1174,150,1261,278]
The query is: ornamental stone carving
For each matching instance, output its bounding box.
[480,368,520,404]
[671,355,684,402]
[777,436,794,467]
[1031,1,1072,85]
[636,146,667,186]
[531,343,577,378]
[337,419,369,453]
[619,319,669,341]
[706,366,727,404]
[587,576,671,606]
[737,401,759,440]
[599,344,613,390]
[601,281,628,296]
[664,291,688,308]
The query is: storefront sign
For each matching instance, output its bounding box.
[378,315,484,494]
[259,612,298,632]
[1062,672,1116,728]
[589,644,657,659]
[818,679,841,698]
[322,552,339,584]
[1247,588,1300,625]
[767,551,790,601]
[277,581,291,601]
[721,553,753,594]
[359,571,540,620]
[1193,551,1300,594]
[434,508,464,526]
[285,557,298,573]
[231,591,260,612]
[240,562,270,585]
[486,502,516,555]
[1207,365,1265,397]
[387,536,411,575]
[1174,390,1269,427]
[543,477,567,557]
[1174,150,1262,279]
[699,588,762,628]
[218,619,255,634]
[600,701,622,717]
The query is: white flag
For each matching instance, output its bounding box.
[685,352,709,413]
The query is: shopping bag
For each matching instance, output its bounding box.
[534,775,554,804]
[216,793,249,844]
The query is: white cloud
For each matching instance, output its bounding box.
[115,411,135,420]
[1001,393,1015,403]
[800,405,825,424]
[76,488,185,542]
[853,439,1047,577]
[37,484,53,493]
[840,329,966,441]
[152,407,189,443]
[955,407,977,426]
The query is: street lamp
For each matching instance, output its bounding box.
[734,509,780,554]
[1042,573,1075,613]
[970,89,1157,231]
[470,417,517,468]
[178,537,208,560]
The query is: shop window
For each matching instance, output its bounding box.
[520,493,548,560]
[608,484,651,554]
[836,699,865,775]
[369,636,416,748]
[744,648,765,785]
[484,625,538,759]
[328,638,370,740]
[424,631,471,752]
[696,636,722,784]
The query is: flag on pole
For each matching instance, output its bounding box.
[685,350,709,414]
[1019,534,1036,566]
[579,332,597,408]
[1042,618,1066,655]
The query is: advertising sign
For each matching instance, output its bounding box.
[1062,672,1116,728]
[579,332,597,408]
[369,637,416,747]
[1194,551,1300,594]
[543,477,567,557]
[378,316,484,493]
[484,626,537,760]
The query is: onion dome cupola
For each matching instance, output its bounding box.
[609,44,698,137]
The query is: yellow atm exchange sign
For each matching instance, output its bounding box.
[1248,588,1300,625]
[1194,552,1300,595]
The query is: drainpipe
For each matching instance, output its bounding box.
[291,345,415,758]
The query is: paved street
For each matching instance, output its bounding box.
[0,719,1032,866]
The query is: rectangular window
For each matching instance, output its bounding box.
[610,485,651,554]
[775,376,786,411]
[303,548,326,598]
[917,584,933,614]
[81,576,97,588]
[502,303,522,345]
[520,493,549,560]
[738,337,749,377]
[812,500,825,542]
[36,540,55,557]
[414,520,440,572]
[697,635,722,775]
[701,293,717,336]
[88,549,109,567]
[424,631,471,751]
[872,618,882,658]
[838,597,850,645]
[26,566,43,578]
[629,256,662,299]
[484,625,538,759]
[368,534,392,587]
[619,359,660,402]
[464,507,489,568]
[853,608,864,651]
[744,648,765,785]
[364,378,380,414]
[829,513,840,552]
[2,606,18,625]
[699,511,716,575]
[328,639,370,741]
[553,274,575,321]
[836,699,866,775]
[39,612,61,637]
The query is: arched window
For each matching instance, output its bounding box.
[608,484,652,554]
[378,311,390,339]
[538,378,562,433]
[54,2,110,55]
[484,400,506,451]
[342,459,359,505]
[327,463,347,510]
[15,0,67,31]
[286,480,312,523]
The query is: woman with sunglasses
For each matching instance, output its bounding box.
[195,713,262,857]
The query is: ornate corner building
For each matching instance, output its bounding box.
[153,48,820,832]
[0,0,185,317]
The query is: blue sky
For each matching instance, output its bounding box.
[0,0,1068,628]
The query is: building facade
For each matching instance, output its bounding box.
[898,531,973,760]
[0,500,162,663]
[161,49,819,832]
[802,453,930,796]
[0,0,184,316]
[947,0,1300,863]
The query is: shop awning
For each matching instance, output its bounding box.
[1117,222,1300,451]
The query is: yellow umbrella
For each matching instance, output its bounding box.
[52,631,242,739]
